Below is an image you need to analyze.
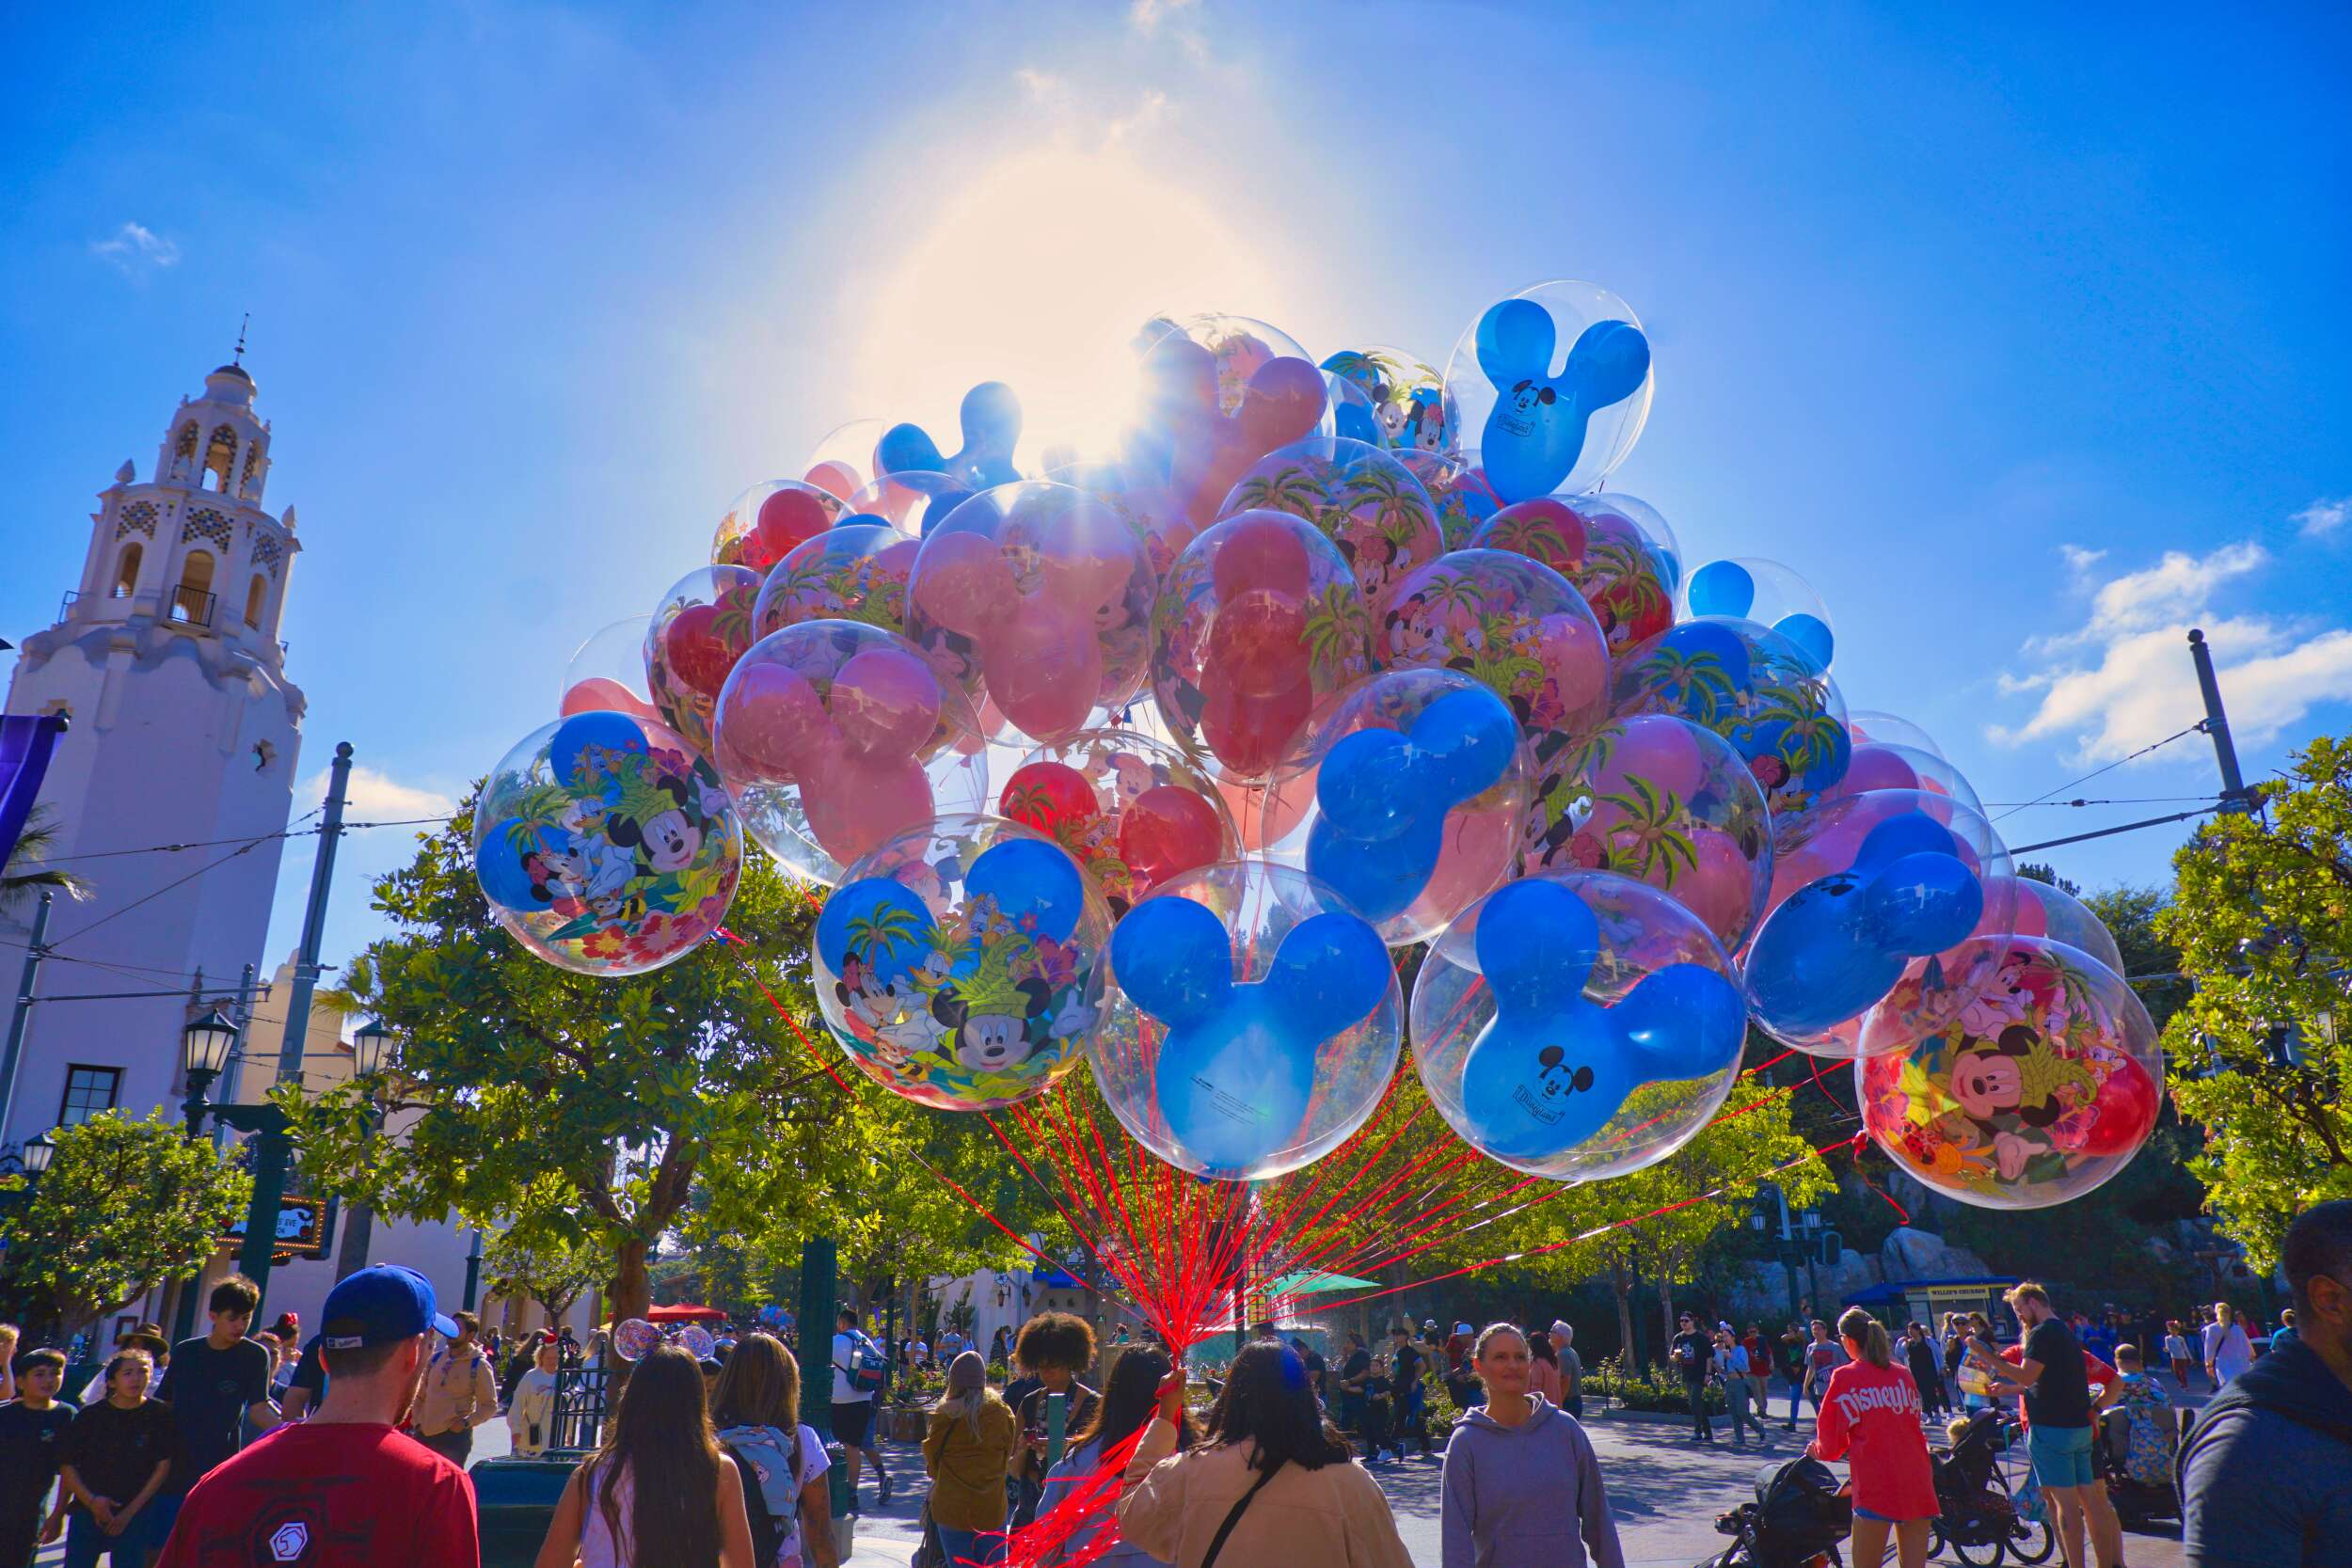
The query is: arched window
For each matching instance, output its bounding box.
[113,543,143,597]
[174,549,215,626]
[240,443,264,499]
[244,574,267,628]
[202,425,238,492]
[171,421,199,479]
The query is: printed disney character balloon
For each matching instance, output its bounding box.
[712,480,848,575]
[1610,618,1851,813]
[1996,876,2126,975]
[1000,728,1233,911]
[1097,859,1401,1180]
[1396,449,1502,552]
[1412,871,1748,1180]
[1857,935,2162,1208]
[1295,669,1528,944]
[813,814,1110,1110]
[644,565,763,756]
[803,418,889,503]
[1150,511,1371,782]
[1746,789,2017,1057]
[1319,346,1454,452]
[1806,740,1981,818]
[473,710,743,976]
[753,522,920,639]
[1472,495,1677,655]
[1523,715,1773,951]
[1679,557,1835,671]
[1132,328,1327,530]
[711,621,989,887]
[877,382,1024,493]
[1219,437,1444,617]
[1442,282,1654,502]
[904,481,1156,746]
[612,1319,661,1361]
[676,1325,717,1360]
[561,616,663,724]
[1381,549,1612,741]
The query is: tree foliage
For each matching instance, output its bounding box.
[2159,738,2352,1268]
[481,1209,608,1330]
[0,1112,251,1331]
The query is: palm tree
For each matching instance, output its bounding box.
[848,901,926,966]
[1419,567,1488,622]
[1230,465,1322,520]
[1748,678,1844,774]
[1638,647,1739,726]
[1597,775,1698,883]
[1587,538,1670,626]
[0,805,91,916]
[1303,581,1369,683]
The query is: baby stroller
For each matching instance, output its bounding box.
[1701,1456,1852,1568]
[1929,1410,2055,1566]
[2094,1405,2180,1529]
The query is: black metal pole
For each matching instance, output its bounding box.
[2188,629,2255,814]
[0,891,54,1141]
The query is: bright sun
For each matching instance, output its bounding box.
[851,148,1284,465]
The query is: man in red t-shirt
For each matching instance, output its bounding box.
[157,1265,478,1567]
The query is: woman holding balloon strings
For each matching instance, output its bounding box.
[1439,1323,1624,1568]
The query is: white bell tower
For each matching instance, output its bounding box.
[2,349,306,1156]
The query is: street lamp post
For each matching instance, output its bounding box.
[171,1002,303,1335]
[1749,1182,1825,1324]
[172,1004,243,1341]
[331,1018,399,1282]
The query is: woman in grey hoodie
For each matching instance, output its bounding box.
[1439,1323,1625,1568]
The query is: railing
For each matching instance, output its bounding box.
[167,586,217,628]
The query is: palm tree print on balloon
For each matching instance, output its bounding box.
[1738,674,1845,798]
[847,899,930,975]
[1593,773,1699,883]
[1581,536,1673,646]
[1303,581,1371,686]
[1632,644,1741,727]
[1230,463,1326,523]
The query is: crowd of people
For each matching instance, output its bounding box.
[0,1197,2344,1565]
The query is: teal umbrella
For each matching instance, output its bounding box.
[1267,1269,1377,1296]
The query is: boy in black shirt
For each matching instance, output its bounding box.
[59,1349,177,1561]
[152,1273,272,1539]
[1671,1312,1716,1442]
[0,1348,74,1563]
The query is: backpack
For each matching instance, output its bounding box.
[837,1331,887,1397]
[725,1446,783,1568]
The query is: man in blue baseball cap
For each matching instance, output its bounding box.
[157,1265,478,1566]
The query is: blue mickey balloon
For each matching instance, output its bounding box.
[1686,560,1756,619]
[1307,686,1519,926]
[1745,809,1985,1038]
[1457,879,1747,1161]
[1111,895,1392,1176]
[1773,612,1835,670]
[1474,299,1651,503]
[878,383,1024,493]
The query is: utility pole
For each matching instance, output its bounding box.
[237,742,354,1306]
[2188,629,2256,815]
[800,1236,838,1436]
[0,891,54,1143]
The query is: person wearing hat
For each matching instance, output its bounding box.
[155,1265,480,1567]
[76,1326,168,1409]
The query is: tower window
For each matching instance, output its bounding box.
[57,1065,123,1128]
[172,421,199,479]
[113,543,143,597]
[240,442,264,499]
[244,573,267,628]
[173,549,216,626]
[202,425,238,492]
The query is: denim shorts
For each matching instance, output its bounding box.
[2027,1423,2095,1488]
[1854,1504,1935,1523]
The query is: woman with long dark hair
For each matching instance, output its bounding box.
[533,1343,755,1568]
[1038,1346,1198,1566]
[1118,1340,1411,1567]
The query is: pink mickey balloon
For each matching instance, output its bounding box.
[831,646,943,758]
[714,661,833,780]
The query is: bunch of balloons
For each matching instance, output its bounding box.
[482,283,2161,1212]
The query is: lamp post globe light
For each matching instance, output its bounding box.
[331,1019,403,1283]
[181,1005,240,1110]
[350,1016,398,1079]
[22,1135,52,1176]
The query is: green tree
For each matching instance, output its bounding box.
[481,1209,609,1333]
[0,1112,251,1332]
[2159,739,2352,1269]
[278,798,1043,1324]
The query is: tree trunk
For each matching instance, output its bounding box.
[611,1238,652,1325]
[1610,1254,1636,1372]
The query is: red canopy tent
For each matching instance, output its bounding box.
[644,1303,727,1324]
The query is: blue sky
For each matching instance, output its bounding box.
[4,1,2348,974]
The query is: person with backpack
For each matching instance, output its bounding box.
[923,1352,1017,1567]
[2179,1199,2352,1566]
[827,1308,892,1515]
[1038,1345,1196,1566]
[532,1342,755,1568]
[1119,1340,1412,1568]
[711,1333,837,1568]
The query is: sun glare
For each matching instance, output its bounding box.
[851,149,1283,466]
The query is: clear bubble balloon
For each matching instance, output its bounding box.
[1999,877,2125,975]
[1133,323,1328,531]
[1847,709,1944,759]
[612,1319,660,1361]
[1395,449,1503,552]
[1472,496,1678,655]
[561,616,663,724]
[999,727,1235,912]
[712,480,849,576]
[805,418,891,500]
[1809,741,1981,818]
[1747,788,2016,1056]
[904,481,1156,747]
[1320,345,1454,452]
[1151,510,1372,782]
[1679,557,1836,671]
[1285,668,1530,944]
[1380,548,1612,741]
[1412,870,1747,1180]
[1857,935,2162,1209]
[1522,714,1774,951]
[850,470,971,537]
[753,522,921,640]
[1320,369,1387,449]
[676,1325,717,1360]
[472,710,743,976]
[1158,315,1312,415]
[1442,280,1654,499]
[644,565,763,756]
[1219,437,1445,618]
[711,621,989,887]
[1610,617,1851,814]
[1581,492,1681,591]
[813,813,1110,1110]
[1096,859,1402,1180]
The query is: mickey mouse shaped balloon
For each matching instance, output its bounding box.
[712,480,848,575]
[1300,671,1527,943]
[711,621,989,886]
[1096,860,1402,1180]
[1442,282,1655,503]
[1412,872,1748,1180]
[877,382,1025,494]
[1133,330,1328,530]
[1680,557,1836,672]
[813,815,1109,1110]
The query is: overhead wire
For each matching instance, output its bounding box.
[1990,722,2206,822]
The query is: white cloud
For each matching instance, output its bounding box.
[89,222,180,277]
[2058,544,2106,574]
[1990,542,2352,763]
[2295,496,2348,538]
[1015,67,1066,101]
[1128,0,1199,33]
[302,764,457,821]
